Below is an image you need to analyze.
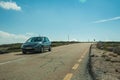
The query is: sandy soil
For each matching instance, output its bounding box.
[90,44,120,80]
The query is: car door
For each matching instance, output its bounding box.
[43,37,49,50]
[46,37,51,49]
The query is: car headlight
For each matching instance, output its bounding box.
[21,44,24,48]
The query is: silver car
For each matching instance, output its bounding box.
[21,36,51,54]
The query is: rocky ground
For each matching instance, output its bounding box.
[90,44,120,80]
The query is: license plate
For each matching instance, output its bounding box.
[25,47,32,49]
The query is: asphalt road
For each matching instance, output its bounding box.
[0,43,92,80]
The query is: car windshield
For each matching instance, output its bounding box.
[26,37,43,42]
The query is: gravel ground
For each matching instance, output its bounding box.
[90,44,120,80]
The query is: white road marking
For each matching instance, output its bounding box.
[0,58,25,65]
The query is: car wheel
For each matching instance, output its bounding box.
[22,50,26,54]
[48,46,51,51]
[40,47,44,53]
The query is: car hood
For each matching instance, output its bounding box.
[23,42,41,47]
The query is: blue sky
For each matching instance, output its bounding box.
[0,0,120,44]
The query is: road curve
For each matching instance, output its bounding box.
[0,43,91,80]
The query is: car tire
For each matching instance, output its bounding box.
[48,46,51,51]
[22,50,26,54]
[40,47,44,53]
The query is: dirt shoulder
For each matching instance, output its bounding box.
[90,44,120,80]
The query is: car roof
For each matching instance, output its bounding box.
[31,36,47,38]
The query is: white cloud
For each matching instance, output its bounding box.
[0,1,21,11]
[70,38,78,41]
[26,33,38,37]
[93,16,120,23]
[0,31,29,44]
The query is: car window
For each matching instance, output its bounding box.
[46,38,50,42]
[44,37,47,42]
[43,37,49,42]
[26,37,42,42]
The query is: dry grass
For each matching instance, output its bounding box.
[97,42,120,55]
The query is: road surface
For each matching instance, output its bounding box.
[0,43,91,80]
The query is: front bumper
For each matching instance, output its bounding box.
[22,46,40,52]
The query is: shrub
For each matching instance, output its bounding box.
[97,42,120,55]
[113,46,120,55]
[105,47,114,52]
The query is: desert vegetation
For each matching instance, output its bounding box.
[97,42,120,55]
[90,43,120,80]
